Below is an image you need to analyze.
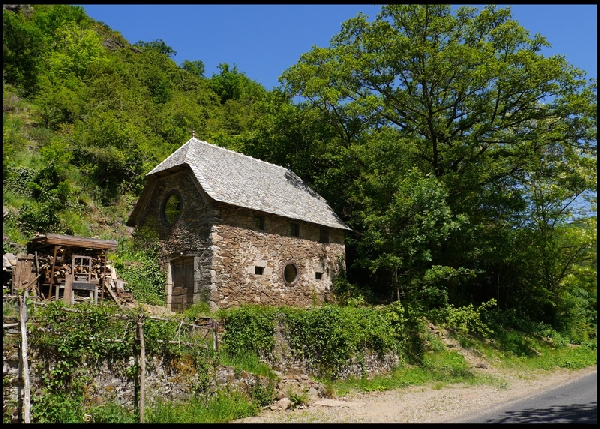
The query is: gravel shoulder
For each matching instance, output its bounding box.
[232,365,597,423]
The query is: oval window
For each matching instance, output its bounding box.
[162,191,182,225]
[284,263,298,283]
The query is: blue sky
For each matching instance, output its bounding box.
[79,4,597,91]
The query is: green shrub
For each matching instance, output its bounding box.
[427,299,496,337]
[219,303,426,380]
[112,234,165,306]
[218,305,277,358]
[146,391,259,423]
[88,401,136,423]
[31,392,84,423]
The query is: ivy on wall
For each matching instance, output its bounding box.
[21,300,217,423]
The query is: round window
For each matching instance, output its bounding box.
[162,190,182,225]
[284,263,298,283]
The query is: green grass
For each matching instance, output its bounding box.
[88,401,137,423]
[85,391,260,424]
[331,351,475,396]
[182,302,212,319]
[496,339,597,371]
[218,350,278,380]
[329,348,486,397]
[324,330,597,400]
[145,391,259,423]
[451,328,597,373]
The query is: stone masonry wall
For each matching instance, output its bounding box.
[135,168,347,312]
[2,336,271,423]
[4,323,395,422]
[137,170,215,311]
[266,316,400,380]
[210,203,346,310]
[137,169,215,266]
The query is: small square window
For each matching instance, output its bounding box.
[290,223,300,237]
[319,227,329,243]
[315,272,322,280]
[255,266,264,275]
[254,216,265,230]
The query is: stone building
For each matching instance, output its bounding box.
[127,136,351,312]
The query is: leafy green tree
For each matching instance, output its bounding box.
[134,38,177,57]
[282,5,595,178]
[3,7,48,94]
[45,22,108,79]
[352,130,467,303]
[209,63,264,104]
[180,59,205,78]
[31,4,89,35]
[280,4,596,315]
[205,63,269,146]
[70,109,151,202]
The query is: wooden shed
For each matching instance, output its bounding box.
[13,234,119,304]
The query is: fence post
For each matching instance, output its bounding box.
[213,321,219,354]
[137,315,146,423]
[17,339,22,423]
[18,290,31,423]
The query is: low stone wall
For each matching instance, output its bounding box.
[3,319,400,422]
[266,318,400,380]
[3,338,271,423]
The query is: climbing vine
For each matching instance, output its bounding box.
[219,303,427,380]
[25,301,218,423]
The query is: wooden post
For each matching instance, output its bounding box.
[19,290,31,423]
[34,251,40,299]
[137,316,146,423]
[100,250,105,301]
[64,273,73,305]
[50,245,58,300]
[17,340,22,423]
[213,320,219,354]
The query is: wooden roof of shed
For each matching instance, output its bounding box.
[29,233,118,250]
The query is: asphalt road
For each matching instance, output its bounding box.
[459,370,597,423]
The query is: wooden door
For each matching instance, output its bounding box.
[171,258,194,312]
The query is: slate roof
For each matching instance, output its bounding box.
[145,138,351,231]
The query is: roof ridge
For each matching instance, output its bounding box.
[189,138,329,205]
[191,137,288,171]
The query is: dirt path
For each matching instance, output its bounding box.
[232,365,597,423]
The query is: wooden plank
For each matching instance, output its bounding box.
[72,282,95,291]
[63,274,73,304]
[30,234,117,250]
[13,258,22,292]
[33,252,41,299]
[13,255,36,291]
[49,246,58,300]
[105,279,123,308]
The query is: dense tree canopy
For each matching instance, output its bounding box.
[279,4,596,322]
